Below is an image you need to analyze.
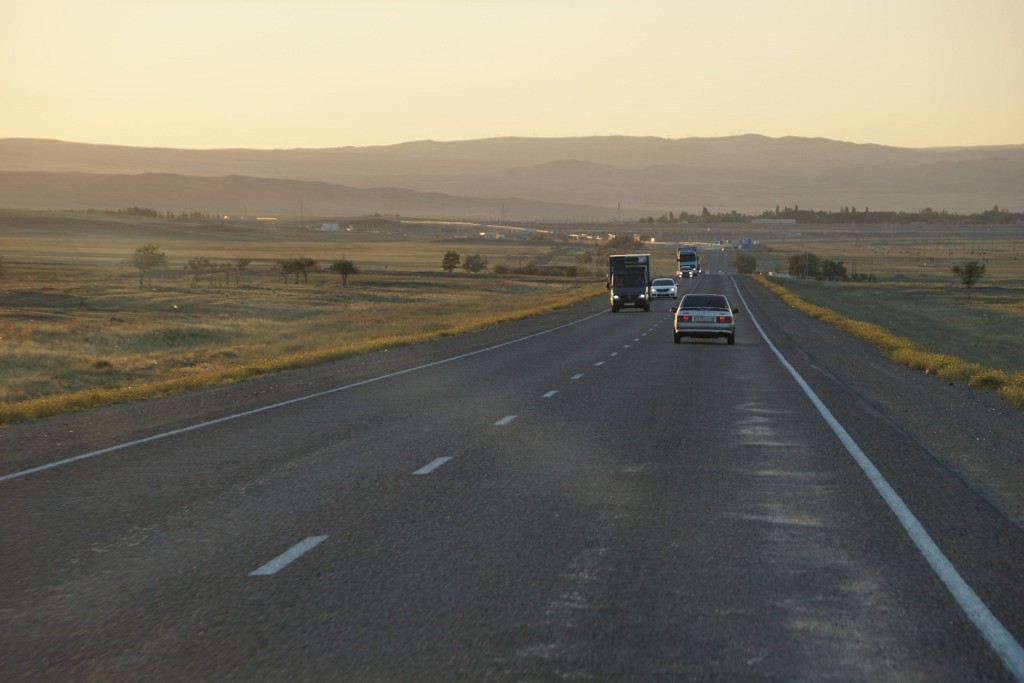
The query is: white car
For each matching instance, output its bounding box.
[673,293,738,345]
[650,277,678,299]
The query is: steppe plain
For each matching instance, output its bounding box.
[1,209,1022,421]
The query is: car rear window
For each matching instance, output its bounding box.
[681,295,728,309]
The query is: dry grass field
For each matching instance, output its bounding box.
[0,211,608,422]
[744,222,1024,284]
[2,211,1023,420]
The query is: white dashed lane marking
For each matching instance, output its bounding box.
[413,457,454,475]
[249,536,328,576]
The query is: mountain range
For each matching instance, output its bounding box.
[1,135,1021,219]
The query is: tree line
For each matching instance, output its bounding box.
[638,205,1023,225]
[129,244,359,289]
[95,207,220,221]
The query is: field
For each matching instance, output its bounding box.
[0,211,612,422]
[737,222,1024,369]
[738,221,1024,406]
[744,222,1024,283]
[2,211,1023,420]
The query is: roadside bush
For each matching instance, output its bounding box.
[788,252,821,278]
[734,253,757,274]
[820,259,847,281]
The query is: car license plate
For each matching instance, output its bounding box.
[695,316,714,322]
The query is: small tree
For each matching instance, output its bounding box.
[952,260,986,299]
[442,251,460,272]
[131,243,168,289]
[233,258,251,286]
[788,252,820,278]
[274,260,296,283]
[462,253,488,273]
[294,257,317,283]
[275,257,316,284]
[329,258,359,285]
[186,256,212,288]
[276,256,318,284]
[734,253,757,274]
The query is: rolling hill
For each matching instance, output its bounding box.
[1,135,1021,218]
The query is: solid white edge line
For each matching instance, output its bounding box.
[413,457,453,475]
[729,275,1024,681]
[249,535,328,576]
[1,310,609,483]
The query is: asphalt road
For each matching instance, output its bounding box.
[3,250,1023,681]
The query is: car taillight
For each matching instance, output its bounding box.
[717,315,732,323]
[679,315,691,322]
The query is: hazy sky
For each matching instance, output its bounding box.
[2,0,1021,150]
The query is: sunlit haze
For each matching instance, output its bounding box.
[2,0,1022,150]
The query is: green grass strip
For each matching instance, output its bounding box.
[755,276,1024,409]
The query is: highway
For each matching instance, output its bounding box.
[3,250,1023,681]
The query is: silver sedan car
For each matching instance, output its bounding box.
[673,293,738,345]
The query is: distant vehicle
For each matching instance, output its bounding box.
[650,278,678,299]
[607,253,651,312]
[673,293,738,345]
[677,247,700,278]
